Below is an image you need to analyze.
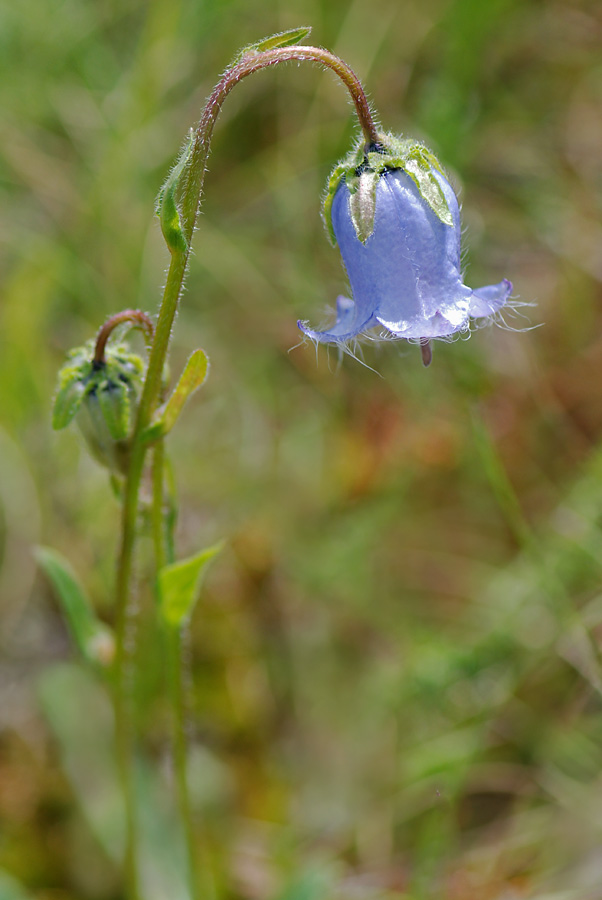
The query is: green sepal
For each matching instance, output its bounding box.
[143,348,209,444]
[35,546,115,668]
[156,129,194,255]
[323,159,353,245]
[231,27,312,65]
[97,378,130,442]
[322,131,453,244]
[347,168,380,243]
[52,369,88,430]
[76,392,130,474]
[158,542,223,628]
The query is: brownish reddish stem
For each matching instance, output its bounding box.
[178,45,380,245]
[93,310,155,366]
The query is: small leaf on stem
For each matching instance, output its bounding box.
[232,27,312,65]
[156,130,195,255]
[143,348,209,443]
[158,542,223,628]
[35,547,115,667]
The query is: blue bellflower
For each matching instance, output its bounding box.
[299,162,512,353]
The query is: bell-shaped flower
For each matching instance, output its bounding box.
[299,160,512,348]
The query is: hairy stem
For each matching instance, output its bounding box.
[151,441,168,570]
[152,442,211,900]
[180,45,379,244]
[167,625,211,900]
[94,309,154,366]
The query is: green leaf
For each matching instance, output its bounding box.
[52,370,87,430]
[156,129,194,255]
[232,27,312,64]
[35,547,114,667]
[97,378,131,441]
[158,542,223,628]
[143,349,209,444]
[348,168,380,243]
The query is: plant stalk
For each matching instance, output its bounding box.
[111,41,378,899]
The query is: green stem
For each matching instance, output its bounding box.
[112,41,377,900]
[167,626,211,900]
[152,442,211,900]
[113,254,186,898]
[113,441,146,900]
[151,440,168,570]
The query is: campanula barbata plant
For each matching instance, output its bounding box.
[44,28,513,900]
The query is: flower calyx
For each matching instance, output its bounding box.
[323,132,453,245]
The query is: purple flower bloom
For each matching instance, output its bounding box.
[299,167,512,348]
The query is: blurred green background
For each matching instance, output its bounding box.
[2,0,602,897]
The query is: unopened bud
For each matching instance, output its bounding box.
[53,341,145,474]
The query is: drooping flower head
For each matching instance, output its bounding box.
[298,134,512,362]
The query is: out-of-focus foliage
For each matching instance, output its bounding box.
[1,0,602,897]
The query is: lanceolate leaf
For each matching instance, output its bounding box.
[143,349,209,444]
[35,547,114,667]
[156,130,195,255]
[158,542,223,628]
[232,27,312,65]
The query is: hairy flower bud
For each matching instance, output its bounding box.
[53,341,145,474]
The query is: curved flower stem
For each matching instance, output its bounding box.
[112,42,377,900]
[179,45,379,244]
[93,309,154,366]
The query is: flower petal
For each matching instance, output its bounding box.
[468,279,513,317]
[298,295,376,342]
[376,303,470,339]
[372,172,473,331]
